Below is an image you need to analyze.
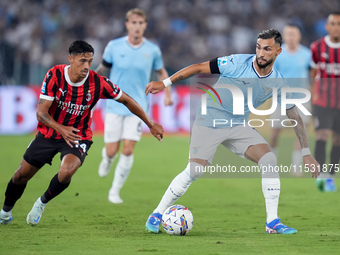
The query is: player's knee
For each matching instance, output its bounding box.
[315,130,329,141]
[12,165,35,185]
[12,172,29,185]
[59,163,79,183]
[258,152,279,178]
[121,143,136,156]
[105,146,119,158]
[57,170,73,184]
[121,149,133,156]
[332,134,340,145]
[185,162,205,180]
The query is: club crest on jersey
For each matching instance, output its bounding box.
[218,57,228,66]
[86,90,91,101]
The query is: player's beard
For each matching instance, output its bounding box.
[256,57,274,68]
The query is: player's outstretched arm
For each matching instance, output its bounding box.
[286,106,320,178]
[145,61,211,95]
[36,98,82,148]
[116,92,164,142]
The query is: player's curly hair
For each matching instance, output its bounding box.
[69,40,94,55]
[257,28,282,46]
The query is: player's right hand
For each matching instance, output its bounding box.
[59,126,82,148]
[145,81,165,95]
[149,123,164,142]
[303,155,320,178]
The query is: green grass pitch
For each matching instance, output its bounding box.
[0,133,339,255]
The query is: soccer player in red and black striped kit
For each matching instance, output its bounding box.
[311,12,340,192]
[0,40,164,225]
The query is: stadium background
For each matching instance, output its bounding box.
[0,0,339,135]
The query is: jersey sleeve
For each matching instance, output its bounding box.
[209,55,238,76]
[39,68,57,101]
[102,41,114,68]
[310,41,319,69]
[152,46,164,71]
[101,77,122,100]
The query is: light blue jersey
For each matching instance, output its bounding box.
[195,54,293,128]
[274,44,311,80]
[102,36,164,116]
[274,44,311,100]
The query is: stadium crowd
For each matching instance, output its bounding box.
[0,0,338,85]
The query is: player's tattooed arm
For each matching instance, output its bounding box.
[38,98,46,105]
[145,61,211,95]
[36,96,81,147]
[286,106,308,148]
[38,113,51,125]
[172,71,201,83]
[171,62,211,83]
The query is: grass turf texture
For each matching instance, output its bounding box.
[0,134,339,255]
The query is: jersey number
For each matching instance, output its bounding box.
[80,143,87,153]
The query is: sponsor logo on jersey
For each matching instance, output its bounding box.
[59,88,67,96]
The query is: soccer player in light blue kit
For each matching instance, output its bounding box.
[96,8,172,203]
[269,24,311,176]
[145,29,320,234]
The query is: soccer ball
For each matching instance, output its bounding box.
[162,205,193,236]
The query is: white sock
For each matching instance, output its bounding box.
[153,163,202,214]
[0,209,11,216]
[259,152,280,223]
[110,154,134,195]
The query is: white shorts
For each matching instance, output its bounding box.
[104,113,143,143]
[270,104,311,129]
[189,124,268,165]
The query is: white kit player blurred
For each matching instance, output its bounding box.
[96,8,172,203]
[269,24,312,176]
[144,29,320,234]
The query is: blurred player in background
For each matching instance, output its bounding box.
[312,12,340,192]
[0,40,163,226]
[144,29,319,234]
[96,8,172,204]
[269,23,311,176]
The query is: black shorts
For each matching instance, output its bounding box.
[312,105,340,133]
[23,133,93,168]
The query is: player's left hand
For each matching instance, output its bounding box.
[303,155,320,178]
[145,81,165,95]
[149,123,164,142]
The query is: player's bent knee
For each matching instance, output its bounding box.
[258,152,279,178]
[185,162,205,180]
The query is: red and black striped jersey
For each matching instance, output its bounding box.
[310,35,340,109]
[39,64,122,140]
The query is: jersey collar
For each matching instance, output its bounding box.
[252,56,273,79]
[325,35,340,49]
[64,65,89,87]
[125,36,145,49]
